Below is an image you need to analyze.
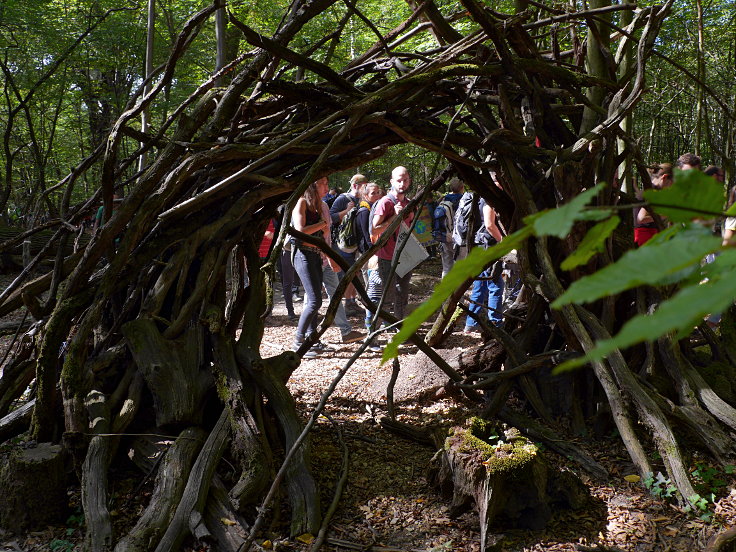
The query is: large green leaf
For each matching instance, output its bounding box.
[524,183,606,238]
[560,216,621,271]
[555,273,736,373]
[700,248,736,280]
[380,226,534,363]
[552,225,721,307]
[644,169,725,223]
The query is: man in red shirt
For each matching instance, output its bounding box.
[371,166,414,321]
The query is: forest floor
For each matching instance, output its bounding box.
[1,257,736,551]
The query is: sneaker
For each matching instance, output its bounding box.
[463,326,479,335]
[292,293,303,303]
[367,344,382,353]
[341,330,364,344]
[301,347,319,359]
[313,341,335,352]
[288,313,299,322]
[295,342,319,358]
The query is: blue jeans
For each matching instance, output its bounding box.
[466,262,504,328]
[337,248,356,267]
[292,248,323,344]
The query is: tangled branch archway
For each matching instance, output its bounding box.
[6,1,735,550]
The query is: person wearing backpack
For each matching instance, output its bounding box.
[330,173,366,315]
[372,166,414,322]
[432,178,464,278]
[356,183,383,344]
[356,182,382,255]
[330,174,364,250]
[464,197,505,333]
[452,190,482,263]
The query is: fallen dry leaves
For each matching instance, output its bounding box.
[1,265,736,551]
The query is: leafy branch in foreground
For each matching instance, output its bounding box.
[382,182,610,362]
[384,169,732,375]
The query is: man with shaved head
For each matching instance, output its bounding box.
[371,166,414,323]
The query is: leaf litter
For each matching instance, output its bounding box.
[1,264,735,551]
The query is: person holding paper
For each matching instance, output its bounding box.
[371,166,414,321]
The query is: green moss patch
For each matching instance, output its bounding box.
[448,417,538,475]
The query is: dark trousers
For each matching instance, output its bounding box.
[378,258,412,321]
[279,249,297,315]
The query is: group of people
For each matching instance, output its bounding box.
[633,152,731,328]
[263,150,735,360]
[280,166,426,358]
[259,165,510,359]
[634,152,727,247]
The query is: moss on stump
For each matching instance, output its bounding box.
[430,418,589,552]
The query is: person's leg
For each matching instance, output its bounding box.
[488,264,505,326]
[362,266,372,328]
[337,249,358,300]
[280,250,295,316]
[440,242,454,278]
[363,266,383,329]
[304,253,324,338]
[465,274,488,330]
[378,258,396,320]
[322,265,351,336]
[292,250,322,346]
[394,269,412,321]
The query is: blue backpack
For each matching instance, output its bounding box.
[433,199,455,243]
[452,192,479,247]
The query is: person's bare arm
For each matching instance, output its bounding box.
[637,207,653,225]
[371,202,403,240]
[484,204,503,242]
[723,228,734,246]
[293,198,328,235]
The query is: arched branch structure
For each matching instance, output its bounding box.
[3,0,733,548]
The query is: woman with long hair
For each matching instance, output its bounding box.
[291,177,332,358]
[634,163,672,247]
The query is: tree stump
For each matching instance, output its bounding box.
[707,526,736,552]
[429,418,589,552]
[0,443,67,532]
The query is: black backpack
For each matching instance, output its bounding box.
[336,205,360,253]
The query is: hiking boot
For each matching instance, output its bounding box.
[287,312,299,322]
[341,330,364,344]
